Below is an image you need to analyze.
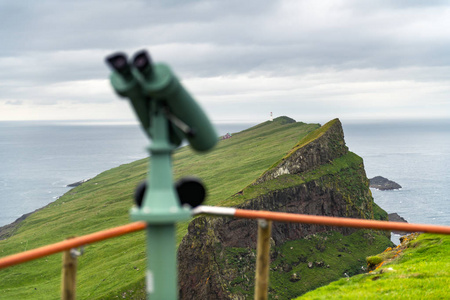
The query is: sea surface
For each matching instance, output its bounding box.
[1,120,449,243]
[342,120,450,243]
[0,121,251,227]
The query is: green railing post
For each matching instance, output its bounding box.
[106,50,216,299]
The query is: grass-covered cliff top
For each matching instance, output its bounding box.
[298,233,450,299]
[0,117,320,299]
[221,151,362,207]
[220,118,374,220]
[173,116,320,208]
[287,118,340,156]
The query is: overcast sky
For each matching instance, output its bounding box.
[1,0,450,124]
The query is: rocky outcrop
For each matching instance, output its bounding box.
[369,176,401,190]
[255,119,348,185]
[388,213,410,235]
[177,119,391,299]
[67,178,91,187]
[388,213,407,223]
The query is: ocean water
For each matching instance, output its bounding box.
[0,121,252,227]
[343,120,450,228]
[0,121,144,227]
[0,120,449,239]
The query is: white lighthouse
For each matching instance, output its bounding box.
[270,112,273,121]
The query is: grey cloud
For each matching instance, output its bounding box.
[1,0,274,53]
[2,0,450,82]
[1,0,450,122]
[5,100,23,105]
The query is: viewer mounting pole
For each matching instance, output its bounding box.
[106,50,216,299]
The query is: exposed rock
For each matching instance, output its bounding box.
[67,178,91,187]
[290,273,301,282]
[388,213,408,223]
[254,118,348,185]
[388,213,411,235]
[369,176,401,190]
[315,261,325,267]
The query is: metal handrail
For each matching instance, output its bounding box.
[193,206,450,234]
[1,206,449,270]
[0,221,146,269]
[1,206,449,300]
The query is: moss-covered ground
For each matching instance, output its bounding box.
[220,230,391,299]
[297,233,450,299]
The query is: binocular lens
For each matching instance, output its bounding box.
[133,50,151,72]
[105,53,130,74]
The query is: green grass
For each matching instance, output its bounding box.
[219,230,391,300]
[297,233,450,299]
[288,118,340,155]
[0,117,319,299]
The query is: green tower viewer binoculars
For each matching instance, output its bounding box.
[106,50,217,152]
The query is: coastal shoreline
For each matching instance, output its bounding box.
[0,179,91,241]
[0,204,50,240]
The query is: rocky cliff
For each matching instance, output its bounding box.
[177,119,392,299]
[254,118,348,185]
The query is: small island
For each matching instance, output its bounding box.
[369,176,401,190]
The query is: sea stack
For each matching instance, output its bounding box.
[369,176,402,190]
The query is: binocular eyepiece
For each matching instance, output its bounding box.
[106,53,132,78]
[133,50,152,73]
[106,50,151,74]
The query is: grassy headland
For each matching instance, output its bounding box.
[298,233,450,299]
[0,117,319,299]
[176,117,392,299]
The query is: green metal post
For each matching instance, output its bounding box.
[146,225,177,298]
[130,105,190,299]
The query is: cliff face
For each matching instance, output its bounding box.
[255,118,348,185]
[178,119,391,299]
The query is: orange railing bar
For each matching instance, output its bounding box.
[0,221,146,269]
[193,206,450,235]
[2,206,450,270]
[235,209,450,234]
